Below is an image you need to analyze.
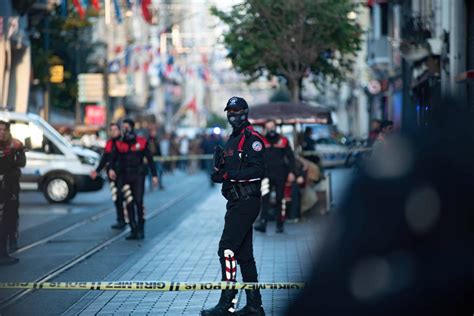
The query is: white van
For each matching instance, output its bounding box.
[0,111,104,203]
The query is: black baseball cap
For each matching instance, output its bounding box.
[224,96,249,111]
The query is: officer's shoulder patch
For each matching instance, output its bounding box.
[252,141,263,152]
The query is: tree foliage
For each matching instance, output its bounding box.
[30,5,93,111]
[211,0,362,102]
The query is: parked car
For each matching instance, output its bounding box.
[0,111,104,203]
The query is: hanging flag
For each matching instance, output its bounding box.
[141,0,153,24]
[91,0,100,11]
[72,0,86,19]
[186,97,197,113]
[113,0,123,24]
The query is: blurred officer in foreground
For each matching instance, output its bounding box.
[90,122,125,229]
[0,120,26,265]
[286,99,474,315]
[202,97,265,316]
[254,119,295,233]
[109,119,158,240]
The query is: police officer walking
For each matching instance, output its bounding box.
[202,97,265,316]
[90,122,126,229]
[108,119,158,240]
[254,120,295,234]
[0,120,26,265]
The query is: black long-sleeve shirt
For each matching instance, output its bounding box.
[95,137,120,173]
[0,138,26,180]
[263,133,295,178]
[109,135,157,177]
[220,122,265,191]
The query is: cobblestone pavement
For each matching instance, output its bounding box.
[65,189,324,316]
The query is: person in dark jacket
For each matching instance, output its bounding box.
[147,127,164,190]
[254,119,295,233]
[90,122,125,229]
[201,97,265,316]
[108,119,158,240]
[0,120,26,265]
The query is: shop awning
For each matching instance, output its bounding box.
[248,102,332,125]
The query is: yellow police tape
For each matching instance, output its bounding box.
[0,281,304,292]
[153,148,372,162]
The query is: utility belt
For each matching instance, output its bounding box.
[222,182,261,201]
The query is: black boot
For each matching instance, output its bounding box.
[235,290,265,315]
[125,223,138,240]
[201,290,238,316]
[276,221,284,233]
[137,224,145,240]
[254,220,266,233]
[8,236,18,252]
[0,239,18,266]
[111,221,126,230]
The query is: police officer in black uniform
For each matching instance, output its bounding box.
[91,122,126,229]
[254,119,295,234]
[201,97,265,316]
[0,120,26,265]
[108,119,158,240]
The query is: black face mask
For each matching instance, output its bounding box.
[266,130,277,139]
[227,110,248,129]
[122,129,136,143]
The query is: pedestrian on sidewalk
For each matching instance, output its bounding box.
[254,119,296,234]
[108,119,158,240]
[202,97,265,316]
[368,118,381,146]
[90,122,126,230]
[375,120,394,143]
[0,120,26,265]
[147,127,164,190]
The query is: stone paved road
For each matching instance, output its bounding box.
[65,188,325,315]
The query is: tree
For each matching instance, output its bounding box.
[211,0,362,102]
[30,4,93,112]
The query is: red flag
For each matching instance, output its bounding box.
[73,0,86,19]
[142,0,153,24]
[91,0,100,11]
[186,97,197,113]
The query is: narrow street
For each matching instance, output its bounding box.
[0,169,351,315]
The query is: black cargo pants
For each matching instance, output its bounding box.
[0,174,20,255]
[218,195,261,282]
[119,173,146,231]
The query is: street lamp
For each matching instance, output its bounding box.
[347,11,358,20]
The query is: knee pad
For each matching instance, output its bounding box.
[224,249,237,281]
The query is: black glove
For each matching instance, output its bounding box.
[211,168,226,183]
[213,145,224,170]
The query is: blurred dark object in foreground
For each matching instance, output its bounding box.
[287,98,474,316]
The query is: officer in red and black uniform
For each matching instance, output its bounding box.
[90,122,125,229]
[202,97,265,316]
[0,120,26,265]
[254,119,295,234]
[108,119,158,240]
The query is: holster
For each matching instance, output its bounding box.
[222,182,260,201]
